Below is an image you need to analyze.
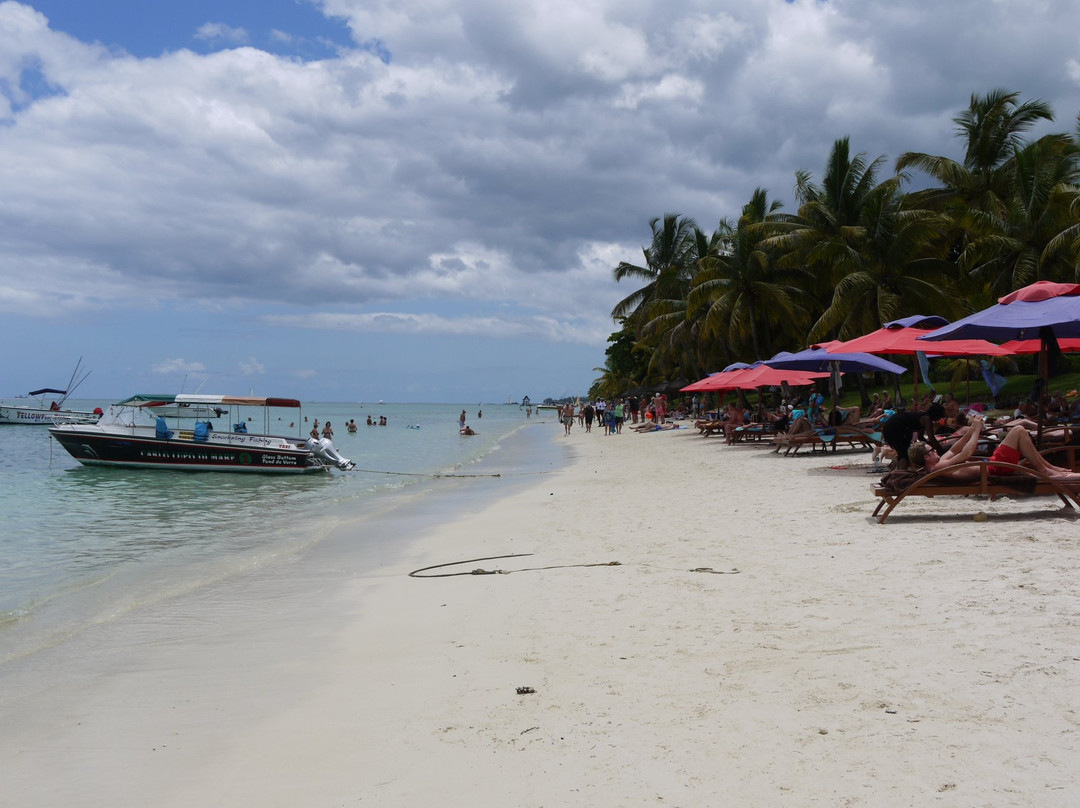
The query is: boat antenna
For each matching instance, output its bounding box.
[58,358,91,406]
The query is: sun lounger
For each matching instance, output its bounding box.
[695,419,726,437]
[727,423,776,444]
[775,426,881,456]
[870,460,1080,523]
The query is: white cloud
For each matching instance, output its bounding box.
[239,357,265,375]
[152,358,207,374]
[194,22,248,44]
[2,0,1080,373]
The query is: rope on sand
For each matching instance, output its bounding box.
[409,553,622,578]
[409,556,742,578]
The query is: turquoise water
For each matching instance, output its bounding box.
[0,401,558,663]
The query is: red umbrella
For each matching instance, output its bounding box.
[681,370,746,392]
[831,318,1010,403]
[724,365,829,390]
[1001,337,1080,354]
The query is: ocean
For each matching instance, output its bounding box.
[0,400,563,667]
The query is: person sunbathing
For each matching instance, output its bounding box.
[907,415,1080,482]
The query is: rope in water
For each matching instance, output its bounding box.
[350,468,502,478]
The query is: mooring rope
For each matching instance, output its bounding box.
[349,468,556,478]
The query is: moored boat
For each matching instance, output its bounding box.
[49,394,355,474]
[0,358,100,425]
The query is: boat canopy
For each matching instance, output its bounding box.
[28,388,68,396]
[116,394,303,409]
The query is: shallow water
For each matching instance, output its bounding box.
[0,401,557,664]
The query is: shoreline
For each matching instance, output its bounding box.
[3,424,1078,805]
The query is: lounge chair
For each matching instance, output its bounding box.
[871,460,1080,523]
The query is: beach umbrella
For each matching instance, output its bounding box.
[833,316,1012,403]
[766,347,906,375]
[1000,337,1080,354]
[765,347,906,406]
[723,365,829,390]
[919,280,1080,440]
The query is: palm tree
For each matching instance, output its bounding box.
[766,138,892,337]
[807,178,960,340]
[688,189,810,361]
[611,213,702,324]
[960,132,1080,295]
[898,89,1055,217]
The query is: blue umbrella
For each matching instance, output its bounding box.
[766,347,906,407]
[917,281,1080,342]
[766,346,906,375]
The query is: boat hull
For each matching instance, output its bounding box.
[0,405,100,425]
[49,427,328,474]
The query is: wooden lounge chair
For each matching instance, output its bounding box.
[870,460,1080,523]
[777,426,881,456]
[728,423,776,444]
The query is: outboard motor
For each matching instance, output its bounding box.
[304,437,355,470]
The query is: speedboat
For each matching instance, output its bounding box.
[49,394,355,474]
[0,390,102,425]
[0,358,101,425]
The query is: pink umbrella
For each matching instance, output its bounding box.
[831,317,1010,403]
[1000,337,1080,354]
[724,365,829,390]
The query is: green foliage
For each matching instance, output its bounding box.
[592,89,1080,397]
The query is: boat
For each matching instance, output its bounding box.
[0,359,101,425]
[49,394,355,474]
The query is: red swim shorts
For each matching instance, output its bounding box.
[988,444,1021,475]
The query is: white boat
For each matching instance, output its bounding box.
[49,394,355,474]
[0,359,100,425]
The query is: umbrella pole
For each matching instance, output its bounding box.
[913,356,919,407]
[1037,339,1048,446]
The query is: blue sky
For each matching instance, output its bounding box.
[2,0,1080,403]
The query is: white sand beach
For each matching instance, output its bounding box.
[3,424,1079,806]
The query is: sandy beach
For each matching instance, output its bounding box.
[3,423,1079,806]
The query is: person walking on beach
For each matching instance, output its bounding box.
[561,402,574,435]
[583,402,595,433]
[614,399,625,434]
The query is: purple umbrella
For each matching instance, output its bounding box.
[766,347,906,406]
[766,347,906,375]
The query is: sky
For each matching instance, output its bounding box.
[2,0,1080,403]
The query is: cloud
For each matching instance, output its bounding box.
[239,357,265,375]
[3,0,1080,365]
[194,22,248,45]
[152,358,207,374]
